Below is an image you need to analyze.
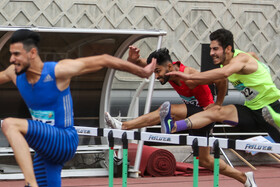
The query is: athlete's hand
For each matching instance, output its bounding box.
[165,71,191,80]
[204,103,217,110]
[127,46,140,63]
[141,58,156,78]
[203,104,221,111]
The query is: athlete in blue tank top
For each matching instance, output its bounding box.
[17,62,78,186]
[0,29,156,187]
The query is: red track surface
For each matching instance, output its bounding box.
[0,165,279,187]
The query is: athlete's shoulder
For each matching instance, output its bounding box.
[232,51,250,64]
[234,49,252,59]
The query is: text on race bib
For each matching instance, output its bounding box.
[180,95,199,106]
[29,109,55,126]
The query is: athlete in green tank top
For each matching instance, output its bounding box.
[159,28,280,187]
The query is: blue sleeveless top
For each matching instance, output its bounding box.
[16,62,74,129]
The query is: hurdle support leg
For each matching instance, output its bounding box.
[213,140,220,187]
[229,149,257,170]
[272,153,280,159]
[268,153,280,162]
[192,138,199,187]
[108,130,114,187]
[122,132,128,187]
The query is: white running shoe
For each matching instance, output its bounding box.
[244,172,257,187]
[105,112,122,129]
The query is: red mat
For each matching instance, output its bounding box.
[128,143,212,177]
[175,162,212,176]
[128,143,176,177]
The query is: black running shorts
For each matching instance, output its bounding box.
[234,100,280,143]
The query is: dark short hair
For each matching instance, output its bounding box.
[10,29,40,51]
[210,29,234,52]
[147,48,172,65]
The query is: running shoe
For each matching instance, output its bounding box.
[159,101,174,134]
[105,112,122,129]
[244,172,257,187]
[262,105,280,128]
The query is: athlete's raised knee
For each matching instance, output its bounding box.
[1,118,16,132]
[1,117,28,134]
[205,106,223,121]
[210,106,233,122]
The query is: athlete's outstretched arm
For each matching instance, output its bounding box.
[178,66,226,91]
[55,54,156,80]
[166,55,247,81]
[178,66,214,89]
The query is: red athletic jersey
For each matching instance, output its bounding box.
[168,61,214,107]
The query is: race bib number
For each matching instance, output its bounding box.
[181,96,199,106]
[241,87,259,101]
[232,82,258,101]
[29,109,55,126]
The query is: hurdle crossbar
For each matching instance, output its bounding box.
[209,137,280,154]
[75,127,280,154]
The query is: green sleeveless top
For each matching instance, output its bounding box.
[225,49,280,110]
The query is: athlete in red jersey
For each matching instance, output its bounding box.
[105,46,254,186]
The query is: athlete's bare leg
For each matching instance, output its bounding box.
[171,105,238,132]
[199,147,246,184]
[122,103,187,130]
[177,105,247,184]
[1,118,38,187]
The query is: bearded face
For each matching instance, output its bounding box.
[10,43,31,75]
[210,40,226,65]
[154,65,170,85]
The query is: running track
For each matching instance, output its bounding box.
[0,165,279,186]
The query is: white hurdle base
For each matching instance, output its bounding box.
[0,168,109,180]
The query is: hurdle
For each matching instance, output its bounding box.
[122,132,128,187]
[75,126,280,186]
[107,131,129,187]
[213,140,220,187]
[108,131,114,187]
[192,138,199,187]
